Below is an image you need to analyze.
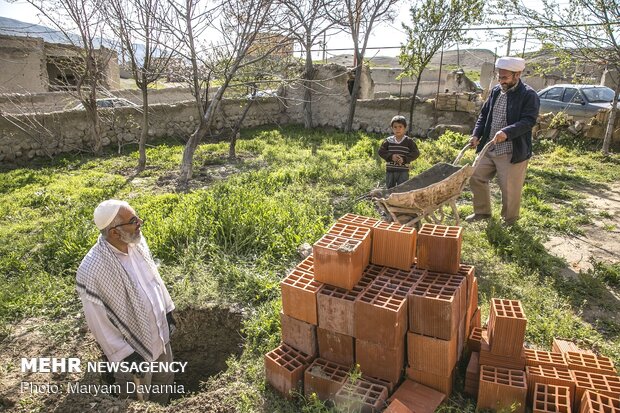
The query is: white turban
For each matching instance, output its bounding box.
[94,199,129,230]
[495,57,526,72]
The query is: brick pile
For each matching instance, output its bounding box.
[265,215,481,411]
[465,307,619,413]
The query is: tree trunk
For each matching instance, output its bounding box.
[345,65,363,132]
[303,46,314,129]
[229,99,254,159]
[408,76,422,135]
[602,82,619,155]
[138,85,149,171]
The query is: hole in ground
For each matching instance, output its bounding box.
[170,305,245,396]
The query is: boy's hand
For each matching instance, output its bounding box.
[392,154,403,165]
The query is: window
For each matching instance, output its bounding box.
[562,88,581,103]
[582,87,614,103]
[544,87,563,101]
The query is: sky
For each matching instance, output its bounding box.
[0,0,543,59]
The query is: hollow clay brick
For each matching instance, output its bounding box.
[408,272,465,340]
[355,276,413,347]
[317,281,367,337]
[552,339,595,356]
[416,223,463,274]
[471,306,481,330]
[313,233,365,290]
[532,383,572,413]
[564,351,617,376]
[525,348,568,369]
[465,276,478,339]
[464,351,480,397]
[371,221,417,270]
[407,331,457,377]
[477,365,527,413]
[480,330,526,370]
[265,343,313,398]
[328,221,372,267]
[317,327,355,367]
[334,378,389,413]
[526,365,576,407]
[387,379,446,413]
[468,327,483,352]
[362,374,395,395]
[405,366,454,395]
[382,266,426,286]
[281,257,322,324]
[579,390,620,413]
[571,370,620,411]
[488,298,527,358]
[338,213,380,232]
[356,338,405,384]
[280,310,318,357]
[304,358,349,402]
[458,263,476,303]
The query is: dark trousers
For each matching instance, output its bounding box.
[386,170,409,189]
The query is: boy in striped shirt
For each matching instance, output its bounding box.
[378,115,420,188]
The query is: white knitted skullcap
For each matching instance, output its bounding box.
[495,56,526,72]
[94,199,129,230]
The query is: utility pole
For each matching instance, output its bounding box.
[506,28,513,56]
[521,27,529,57]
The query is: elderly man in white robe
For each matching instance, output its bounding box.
[466,56,540,225]
[77,199,176,403]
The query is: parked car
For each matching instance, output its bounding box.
[246,89,278,100]
[537,84,617,119]
[72,98,139,110]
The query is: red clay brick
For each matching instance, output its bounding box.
[356,338,405,384]
[317,281,367,337]
[362,374,395,395]
[280,311,318,357]
[405,366,454,395]
[317,327,355,367]
[458,263,475,302]
[579,390,620,413]
[384,399,414,413]
[571,370,620,411]
[381,266,425,285]
[477,365,527,413]
[526,365,576,407]
[488,298,527,358]
[525,348,568,369]
[465,276,478,339]
[334,378,389,413]
[464,351,480,397]
[355,276,413,347]
[338,213,380,232]
[371,221,417,270]
[265,343,313,398]
[468,327,483,352]
[471,306,481,330]
[327,221,372,267]
[387,379,446,413]
[313,233,365,290]
[564,351,617,376]
[304,358,349,402]
[552,339,595,356]
[281,257,322,324]
[407,331,457,377]
[480,330,525,370]
[408,272,465,340]
[416,223,463,274]
[532,383,572,413]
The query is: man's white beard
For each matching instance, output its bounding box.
[119,229,141,245]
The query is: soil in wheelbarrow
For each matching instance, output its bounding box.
[386,163,463,195]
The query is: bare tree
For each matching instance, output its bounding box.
[278,0,336,128]
[106,0,177,170]
[178,0,278,184]
[503,0,620,154]
[399,0,483,134]
[330,0,398,132]
[24,0,113,153]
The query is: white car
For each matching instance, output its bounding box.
[72,98,139,110]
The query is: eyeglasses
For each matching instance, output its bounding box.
[110,216,144,230]
[496,73,515,81]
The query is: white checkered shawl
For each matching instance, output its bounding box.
[76,235,167,361]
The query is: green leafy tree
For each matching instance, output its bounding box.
[503,0,620,154]
[399,0,483,134]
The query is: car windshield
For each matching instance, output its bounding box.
[582,87,615,103]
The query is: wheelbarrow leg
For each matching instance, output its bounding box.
[450,199,460,226]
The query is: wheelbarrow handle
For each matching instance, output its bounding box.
[453,141,493,168]
[452,144,471,165]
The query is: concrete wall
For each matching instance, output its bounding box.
[0,35,47,93]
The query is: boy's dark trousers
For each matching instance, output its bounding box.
[386,170,409,189]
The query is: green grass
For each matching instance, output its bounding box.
[1,127,619,411]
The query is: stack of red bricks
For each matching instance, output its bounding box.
[466,309,620,413]
[265,213,481,412]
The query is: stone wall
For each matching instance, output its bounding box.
[0,35,47,94]
[0,98,286,162]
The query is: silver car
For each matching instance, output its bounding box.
[537,84,617,119]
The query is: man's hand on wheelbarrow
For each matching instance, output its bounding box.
[469,136,479,148]
[492,130,508,144]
